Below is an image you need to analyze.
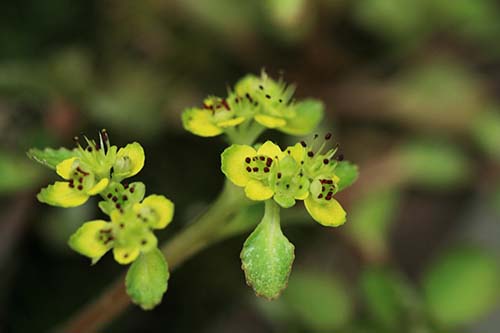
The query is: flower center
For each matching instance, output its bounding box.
[244,154,274,180]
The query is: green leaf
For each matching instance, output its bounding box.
[472,111,500,161]
[0,151,43,193]
[359,267,405,330]
[335,161,359,192]
[126,248,169,310]
[284,271,353,331]
[347,190,399,261]
[423,247,500,328]
[241,200,295,300]
[399,140,471,189]
[279,99,324,136]
[27,147,76,170]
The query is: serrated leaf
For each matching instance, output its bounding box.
[241,201,294,300]
[423,247,500,328]
[126,248,169,310]
[335,161,359,192]
[27,147,76,170]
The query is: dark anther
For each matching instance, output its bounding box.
[69,183,75,188]
[254,102,259,106]
[130,187,135,193]
[122,195,128,201]
[287,150,291,154]
[277,173,282,179]
[245,157,251,163]
[112,196,118,202]
[245,93,253,102]
[323,159,329,165]
[101,129,109,142]
[221,99,230,110]
[325,196,332,201]
[299,172,303,177]
[124,183,129,189]
[266,158,272,167]
[279,99,283,103]
[246,167,252,172]
[265,94,271,99]
[253,167,259,172]
[77,185,83,191]
[286,184,290,189]
[107,193,112,199]
[78,177,83,183]
[264,167,270,173]
[259,85,264,90]
[116,203,121,209]
[252,157,257,161]
[307,151,314,157]
[322,186,325,191]
[325,133,332,140]
[123,253,129,258]
[314,134,319,139]
[318,194,323,199]
[299,185,303,189]
[119,223,124,229]
[259,156,265,161]
[87,146,93,152]
[300,141,307,147]
[141,240,147,245]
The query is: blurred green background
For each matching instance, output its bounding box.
[1,0,499,332]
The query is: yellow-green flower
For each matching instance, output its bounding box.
[37,157,109,207]
[182,96,246,137]
[36,130,146,208]
[69,194,174,264]
[182,72,324,142]
[221,136,358,227]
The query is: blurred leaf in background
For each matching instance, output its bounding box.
[423,247,500,328]
[0,151,43,194]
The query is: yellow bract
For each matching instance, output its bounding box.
[37,181,89,207]
[245,180,274,201]
[116,142,145,178]
[139,195,175,229]
[113,246,141,265]
[182,108,225,137]
[87,178,110,195]
[254,114,287,128]
[304,196,346,227]
[56,157,78,179]
[68,220,113,263]
[221,144,257,186]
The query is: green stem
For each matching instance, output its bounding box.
[57,181,247,333]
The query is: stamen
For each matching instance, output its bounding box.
[300,141,307,147]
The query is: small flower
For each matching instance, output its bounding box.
[182,71,324,142]
[69,194,174,264]
[36,130,146,208]
[182,96,246,137]
[37,157,109,207]
[221,135,358,227]
[221,141,284,201]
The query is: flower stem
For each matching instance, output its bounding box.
[57,181,247,333]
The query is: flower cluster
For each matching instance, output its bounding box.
[35,130,174,264]
[182,71,324,142]
[221,134,357,226]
